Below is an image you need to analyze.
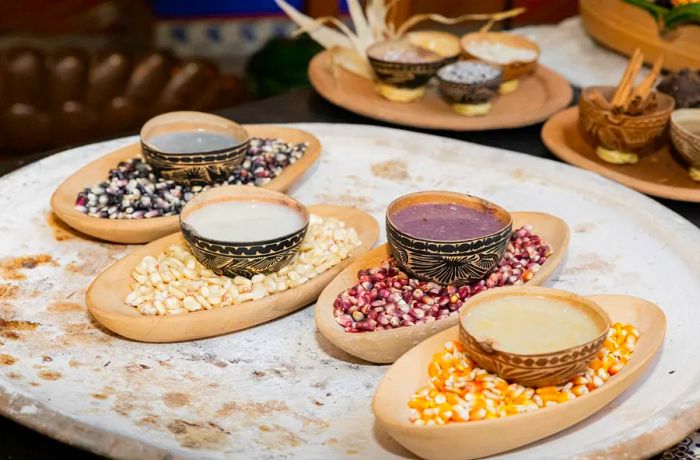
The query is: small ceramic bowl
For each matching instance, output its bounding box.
[179,185,309,278]
[579,86,675,164]
[385,191,512,286]
[459,286,611,387]
[140,111,250,185]
[367,40,444,103]
[670,108,700,181]
[437,61,502,116]
[460,31,539,93]
[406,30,462,65]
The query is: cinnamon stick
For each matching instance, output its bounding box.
[611,48,643,111]
[589,89,612,111]
[627,54,664,114]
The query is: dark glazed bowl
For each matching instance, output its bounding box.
[140,111,250,186]
[437,61,502,105]
[579,86,675,154]
[179,185,309,278]
[367,41,444,94]
[459,286,611,387]
[385,191,512,286]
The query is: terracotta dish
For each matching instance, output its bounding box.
[670,108,700,181]
[180,186,310,277]
[581,0,700,72]
[385,191,512,285]
[315,212,569,364]
[373,294,666,460]
[579,86,675,161]
[140,111,251,185]
[460,31,540,83]
[308,50,572,131]
[86,204,379,342]
[542,107,700,202]
[458,286,610,387]
[50,125,322,243]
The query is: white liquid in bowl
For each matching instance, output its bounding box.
[148,131,241,154]
[463,296,604,354]
[184,201,306,242]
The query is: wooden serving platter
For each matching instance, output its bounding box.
[316,212,569,364]
[542,107,700,203]
[86,205,379,342]
[581,0,700,72]
[50,125,321,244]
[373,294,666,460]
[308,50,573,131]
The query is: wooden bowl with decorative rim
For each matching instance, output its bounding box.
[579,86,675,155]
[385,191,512,286]
[458,286,611,387]
[180,185,309,278]
[671,108,700,179]
[140,111,250,185]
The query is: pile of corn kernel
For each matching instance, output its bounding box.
[408,322,639,425]
[126,215,361,315]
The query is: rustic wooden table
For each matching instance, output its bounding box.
[0,87,696,458]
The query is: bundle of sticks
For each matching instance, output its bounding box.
[589,48,664,116]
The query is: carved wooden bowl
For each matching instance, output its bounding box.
[579,86,675,154]
[140,111,250,186]
[459,286,611,387]
[671,108,700,170]
[385,191,512,286]
[179,185,309,278]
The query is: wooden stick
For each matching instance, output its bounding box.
[627,54,664,114]
[611,48,643,110]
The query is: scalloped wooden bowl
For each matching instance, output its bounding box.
[315,212,569,363]
[86,204,379,342]
[372,293,665,460]
[50,125,321,244]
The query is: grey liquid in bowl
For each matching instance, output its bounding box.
[148,131,243,154]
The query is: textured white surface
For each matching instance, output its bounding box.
[0,123,698,459]
[515,17,649,88]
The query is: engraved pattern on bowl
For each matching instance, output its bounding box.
[579,86,675,153]
[670,109,700,167]
[385,191,512,286]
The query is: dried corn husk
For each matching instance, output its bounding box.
[276,0,526,80]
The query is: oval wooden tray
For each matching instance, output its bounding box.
[581,0,700,72]
[50,125,322,244]
[542,107,700,203]
[308,50,572,131]
[86,204,379,342]
[315,212,569,363]
[372,294,666,460]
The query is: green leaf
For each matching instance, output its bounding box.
[623,0,670,19]
[664,3,700,29]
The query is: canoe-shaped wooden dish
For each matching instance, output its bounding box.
[51,125,322,244]
[581,0,700,72]
[86,205,379,342]
[372,294,666,460]
[315,212,569,363]
[308,50,572,131]
[542,107,700,203]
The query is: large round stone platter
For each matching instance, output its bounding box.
[0,123,698,459]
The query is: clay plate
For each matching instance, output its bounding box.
[86,205,379,342]
[308,50,572,131]
[50,125,322,244]
[315,212,569,363]
[542,107,700,202]
[373,294,666,460]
